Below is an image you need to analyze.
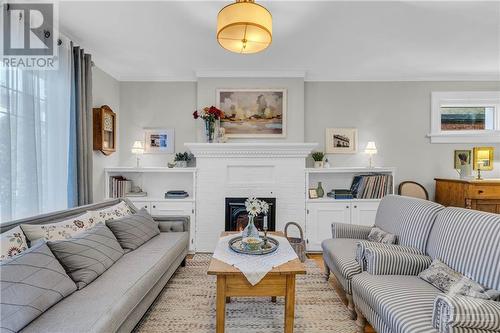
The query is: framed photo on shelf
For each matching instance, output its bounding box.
[325,128,358,154]
[309,188,318,199]
[144,128,175,154]
[454,150,472,169]
[216,88,287,138]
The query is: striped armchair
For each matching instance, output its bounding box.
[321,195,443,319]
[352,207,500,333]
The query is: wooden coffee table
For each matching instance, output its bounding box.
[207,232,306,333]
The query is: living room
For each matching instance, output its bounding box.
[1,1,499,333]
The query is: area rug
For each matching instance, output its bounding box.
[134,254,357,333]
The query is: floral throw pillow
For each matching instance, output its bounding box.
[0,226,28,261]
[20,211,96,242]
[91,201,133,224]
[419,259,500,300]
[367,227,397,244]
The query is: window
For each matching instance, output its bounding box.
[429,92,500,143]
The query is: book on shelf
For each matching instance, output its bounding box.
[125,191,148,197]
[165,190,189,199]
[109,176,132,198]
[350,174,393,199]
[327,189,353,200]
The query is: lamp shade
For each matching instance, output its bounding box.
[217,0,272,54]
[131,140,144,155]
[364,141,378,154]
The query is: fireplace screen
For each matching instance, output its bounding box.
[225,198,276,232]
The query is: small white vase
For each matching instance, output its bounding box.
[314,161,323,168]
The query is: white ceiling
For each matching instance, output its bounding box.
[59,1,500,81]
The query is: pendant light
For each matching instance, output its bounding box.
[217,0,272,54]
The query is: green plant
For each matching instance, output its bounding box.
[174,152,193,162]
[311,151,325,162]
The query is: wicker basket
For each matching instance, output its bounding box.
[284,222,306,262]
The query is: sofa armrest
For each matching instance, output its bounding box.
[355,241,423,270]
[433,294,500,332]
[365,247,432,275]
[332,223,371,239]
[153,215,190,233]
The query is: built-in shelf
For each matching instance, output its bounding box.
[116,197,195,203]
[105,167,196,173]
[305,167,396,174]
[306,198,382,203]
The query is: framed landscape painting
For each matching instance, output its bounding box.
[325,128,358,154]
[216,89,286,138]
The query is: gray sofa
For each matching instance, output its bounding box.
[321,195,444,318]
[352,206,500,333]
[1,199,189,333]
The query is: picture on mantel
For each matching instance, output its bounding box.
[217,89,287,138]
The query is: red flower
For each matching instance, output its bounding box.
[192,111,199,119]
[208,106,223,119]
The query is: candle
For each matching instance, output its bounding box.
[263,215,268,230]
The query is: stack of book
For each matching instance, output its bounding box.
[165,190,189,199]
[327,189,353,199]
[350,174,393,199]
[109,176,132,198]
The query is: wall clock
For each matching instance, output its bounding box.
[93,105,116,155]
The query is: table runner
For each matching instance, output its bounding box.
[212,235,299,285]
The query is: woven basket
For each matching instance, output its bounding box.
[284,222,306,262]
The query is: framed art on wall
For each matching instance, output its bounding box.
[325,128,358,154]
[216,89,287,138]
[144,128,175,154]
[454,150,472,169]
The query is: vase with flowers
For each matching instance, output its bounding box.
[242,197,269,241]
[193,106,224,143]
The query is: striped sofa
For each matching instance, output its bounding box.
[352,207,500,333]
[321,195,444,318]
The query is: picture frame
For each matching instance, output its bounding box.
[325,128,358,154]
[309,189,318,199]
[144,128,175,154]
[216,88,287,138]
[473,146,494,170]
[454,150,472,169]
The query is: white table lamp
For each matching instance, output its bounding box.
[364,141,378,168]
[131,141,145,168]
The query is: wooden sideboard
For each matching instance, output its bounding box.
[435,178,500,214]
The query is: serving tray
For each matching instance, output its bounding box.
[228,236,279,255]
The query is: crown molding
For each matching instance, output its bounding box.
[195,70,307,79]
[185,142,318,158]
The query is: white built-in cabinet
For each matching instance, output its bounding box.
[104,167,197,253]
[305,168,396,251]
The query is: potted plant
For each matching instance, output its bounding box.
[174,152,193,168]
[311,151,325,168]
[193,106,224,143]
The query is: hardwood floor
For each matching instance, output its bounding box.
[307,253,375,333]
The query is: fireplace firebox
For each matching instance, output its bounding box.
[225,197,276,232]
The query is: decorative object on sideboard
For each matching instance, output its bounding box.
[323,158,331,168]
[174,152,193,168]
[193,106,224,143]
[131,141,144,168]
[144,128,175,154]
[473,147,494,171]
[454,150,472,179]
[311,151,325,168]
[364,141,378,168]
[217,0,272,54]
[93,105,116,155]
[217,89,287,138]
[325,128,358,154]
[316,182,325,198]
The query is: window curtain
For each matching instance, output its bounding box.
[67,43,93,207]
[0,37,72,222]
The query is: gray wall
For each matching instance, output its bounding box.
[92,66,121,202]
[93,78,500,201]
[305,81,500,198]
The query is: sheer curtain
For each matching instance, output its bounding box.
[0,37,72,222]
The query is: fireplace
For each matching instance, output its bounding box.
[225,198,276,232]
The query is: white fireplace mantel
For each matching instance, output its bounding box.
[184,142,318,158]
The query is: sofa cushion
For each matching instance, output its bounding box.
[1,241,77,332]
[352,272,440,333]
[322,238,361,293]
[47,224,124,289]
[20,231,189,333]
[1,226,28,261]
[21,211,96,242]
[367,227,396,244]
[91,201,133,224]
[105,209,160,250]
